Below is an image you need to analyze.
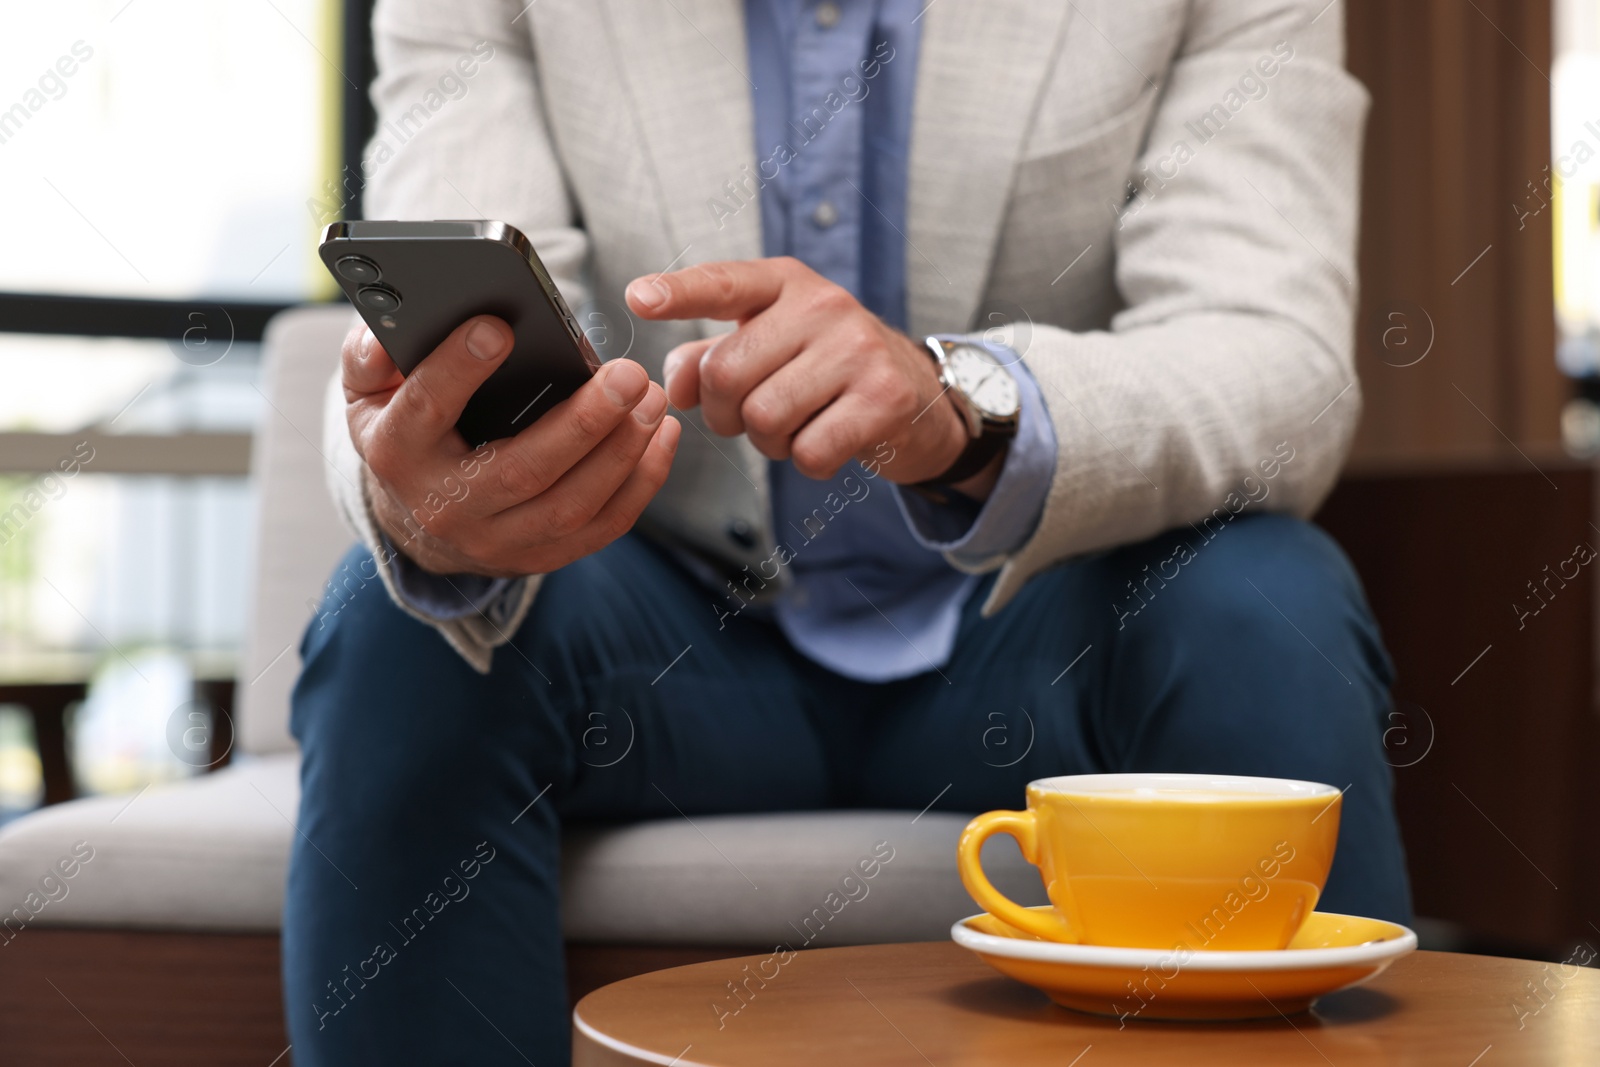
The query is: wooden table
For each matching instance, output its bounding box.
[573,942,1600,1065]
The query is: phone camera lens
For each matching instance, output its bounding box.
[357,286,402,313]
[336,256,381,284]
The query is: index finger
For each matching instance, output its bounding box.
[624,259,786,323]
[341,323,404,400]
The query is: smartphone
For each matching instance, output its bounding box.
[318,219,600,447]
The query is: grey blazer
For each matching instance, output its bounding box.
[323,0,1369,670]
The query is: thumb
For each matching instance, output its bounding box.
[662,337,717,410]
[381,316,514,444]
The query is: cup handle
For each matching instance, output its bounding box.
[958,809,1076,942]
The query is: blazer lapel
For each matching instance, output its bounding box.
[598,0,764,290]
[600,0,1074,341]
[905,1,1075,337]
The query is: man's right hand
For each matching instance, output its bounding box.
[343,314,679,578]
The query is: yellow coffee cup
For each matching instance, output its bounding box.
[958,773,1341,949]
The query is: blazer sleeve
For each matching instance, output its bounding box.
[321,0,580,669]
[979,2,1371,615]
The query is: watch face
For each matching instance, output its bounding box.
[947,344,1021,418]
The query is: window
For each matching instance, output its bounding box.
[0,0,372,804]
[1553,1,1600,379]
[0,2,342,302]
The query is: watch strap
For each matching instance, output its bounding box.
[914,428,1007,490]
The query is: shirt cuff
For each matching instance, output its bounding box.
[894,341,1057,568]
[380,530,514,621]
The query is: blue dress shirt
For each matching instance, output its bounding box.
[740,0,1056,681]
[387,0,1057,683]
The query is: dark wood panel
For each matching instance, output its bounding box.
[1318,462,1599,949]
[1345,0,1564,462]
[0,928,744,1066]
[0,929,290,1067]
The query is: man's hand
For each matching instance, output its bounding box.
[624,257,1001,495]
[343,315,679,577]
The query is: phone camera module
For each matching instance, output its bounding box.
[357,286,402,314]
[336,256,382,284]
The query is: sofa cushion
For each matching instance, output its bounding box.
[560,810,1045,946]
[0,759,1045,944]
[0,756,301,934]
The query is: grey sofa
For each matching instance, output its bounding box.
[0,306,1040,1063]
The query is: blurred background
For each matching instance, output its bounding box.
[0,0,345,816]
[0,0,1598,963]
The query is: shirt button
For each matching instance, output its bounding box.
[811,200,839,228]
[815,1,842,29]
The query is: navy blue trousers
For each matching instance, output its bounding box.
[283,514,1409,1065]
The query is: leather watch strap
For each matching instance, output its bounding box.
[914,429,1007,490]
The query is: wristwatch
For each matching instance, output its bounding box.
[914,336,1021,488]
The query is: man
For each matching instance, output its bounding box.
[285,0,1405,1062]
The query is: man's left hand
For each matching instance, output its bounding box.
[624,257,1002,496]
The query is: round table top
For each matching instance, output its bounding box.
[572,942,1600,1066]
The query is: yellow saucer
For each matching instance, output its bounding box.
[951,908,1416,1021]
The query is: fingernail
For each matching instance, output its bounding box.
[602,360,650,406]
[633,385,667,426]
[466,320,508,361]
[360,330,379,361]
[659,416,681,452]
[627,278,666,310]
